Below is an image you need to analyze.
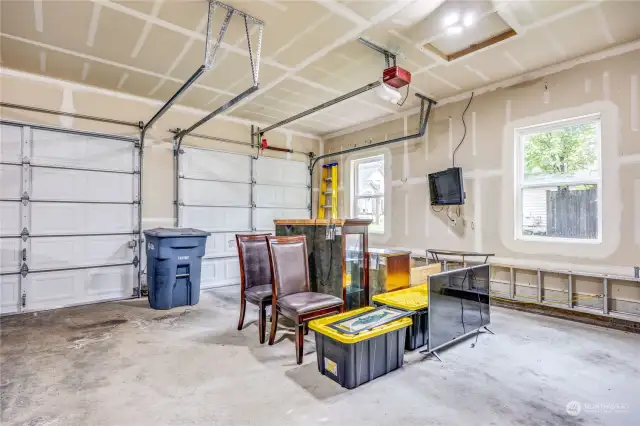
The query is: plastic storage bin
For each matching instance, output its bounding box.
[144,228,210,310]
[309,307,412,389]
[372,285,429,350]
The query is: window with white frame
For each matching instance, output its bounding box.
[352,155,385,234]
[515,114,601,241]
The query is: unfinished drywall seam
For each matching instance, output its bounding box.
[473,178,482,252]
[471,111,477,156]
[59,88,75,128]
[404,193,409,237]
[448,116,453,160]
[501,101,621,259]
[636,179,640,247]
[423,122,429,161]
[631,74,638,132]
[403,116,410,180]
[424,195,429,237]
[620,154,640,165]
[603,71,611,101]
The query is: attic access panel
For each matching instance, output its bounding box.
[423,10,516,62]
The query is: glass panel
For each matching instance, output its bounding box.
[521,185,598,239]
[355,197,384,233]
[356,157,384,196]
[522,120,599,185]
[428,265,491,352]
[344,233,366,310]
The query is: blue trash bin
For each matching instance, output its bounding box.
[144,228,210,310]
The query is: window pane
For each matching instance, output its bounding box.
[355,197,384,233]
[356,158,384,196]
[523,121,598,185]
[521,185,598,239]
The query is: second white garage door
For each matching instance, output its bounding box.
[177,146,309,289]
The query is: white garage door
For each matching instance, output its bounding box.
[0,121,140,315]
[253,156,310,232]
[177,147,309,289]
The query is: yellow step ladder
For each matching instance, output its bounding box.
[318,162,338,219]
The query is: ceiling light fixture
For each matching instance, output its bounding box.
[446,25,463,36]
[375,80,403,104]
[442,11,460,28]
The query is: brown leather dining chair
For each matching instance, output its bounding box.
[267,235,343,364]
[236,234,273,344]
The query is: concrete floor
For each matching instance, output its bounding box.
[1,286,639,426]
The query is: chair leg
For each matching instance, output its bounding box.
[268,309,278,346]
[258,302,266,344]
[237,298,246,331]
[295,323,304,365]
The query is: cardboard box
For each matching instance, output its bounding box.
[410,263,442,286]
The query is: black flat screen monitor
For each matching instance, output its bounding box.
[427,264,490,353]
[428,167,464,205]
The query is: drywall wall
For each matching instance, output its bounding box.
[0,68,319,230]
[323,49,640,277]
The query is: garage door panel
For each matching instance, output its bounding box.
[0,202,21,236]
[254,207,309,231]
[25,265,133,312]
[205,232,238,258]
[0,164,22,199]
[182,179,250,206]
[31,203,134,235]
[0,123,23,163]
[182,149,250,182]
[0,237,21,273]
[254,157,308,186]
[254,185,308,209]
[0,275,20,314]
[31,129,134,172]
[181,206,251,232]
[30,235,133,270]
[200,257,241,289]
[31,168,135,202]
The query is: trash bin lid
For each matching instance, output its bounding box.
[309,307,412,344]
[143,227,211,237]
[372,284,429,311]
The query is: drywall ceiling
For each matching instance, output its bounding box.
[1,0,639,136]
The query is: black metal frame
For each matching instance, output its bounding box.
[136,0,264,296]
[308,94,437,217]
[253,38,399,142]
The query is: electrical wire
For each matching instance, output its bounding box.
[452,91,474,167]
[431,205,445,213]
[445,207,456,223]
[397,84,410,107]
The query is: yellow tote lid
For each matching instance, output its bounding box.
[372,284,429,310]
[309,307,412,344]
